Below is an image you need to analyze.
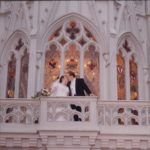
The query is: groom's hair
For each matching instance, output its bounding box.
[68,71,76,77]
[59,75,64,83]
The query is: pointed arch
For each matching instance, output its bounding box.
[6,53,16,98]
[0,30,30,98]
[39,13,107,54]
[116,32,147,100]
[117,32,146,66]
[38,13,106,97]
[0,30,30,64]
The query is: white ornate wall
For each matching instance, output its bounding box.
[0,1,149,100]
[0,4,150,150]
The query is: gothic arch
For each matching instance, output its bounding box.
[39,13,107,54]
[0,30,30,64]
[116,32,147,100]
[0,30,30,98]
[37,13,107,97]
[117,32,146,66]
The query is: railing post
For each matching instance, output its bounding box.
[90,97,98,127]
[39,98,48,128]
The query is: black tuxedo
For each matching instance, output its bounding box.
[67,78,91,96]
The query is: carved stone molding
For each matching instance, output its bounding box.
[0,98,150,150]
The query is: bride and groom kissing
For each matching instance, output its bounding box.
[51,71,93,97]
[50,71,94,121]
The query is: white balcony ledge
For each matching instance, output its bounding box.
[0,96,98,133]
[0,97,150,149]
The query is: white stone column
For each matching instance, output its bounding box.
[39,99,48,128]
[142,67,149,100]
[146,0,150,100]
[99,49,107,101]
[15,56,21,98]
[80,49,84,78]
[108,35,118,100]
[0,66,2,98]
[0,64,8,98]
[125,55,130,100]
[27,39,37,98]
[61,48,65,75]
[101,53,110,100]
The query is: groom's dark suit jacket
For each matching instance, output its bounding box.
[67,78,91,96]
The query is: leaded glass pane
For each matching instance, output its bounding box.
[6,54,16,98]
[130,56,138,100]
[84,44,99,96]
[19,50,29,98]
[117,50,126,100]
[44,45,61,89]
[64,43,80,76]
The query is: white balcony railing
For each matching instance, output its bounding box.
[97,101,150,126]
[0,97,98,132]
[0,97,150,133]
[0,98,150,149]
[0,98,40,124]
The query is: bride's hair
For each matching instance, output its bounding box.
[59,75,64,83]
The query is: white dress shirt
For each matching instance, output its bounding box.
[70,78,76,96]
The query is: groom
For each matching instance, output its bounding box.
[67,71,92,96]
[67,71,93,121]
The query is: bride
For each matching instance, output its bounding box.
[50,75,69,96]
[50,75,69,121]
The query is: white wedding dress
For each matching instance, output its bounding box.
[51,82,69,97]
[50,82,69,121]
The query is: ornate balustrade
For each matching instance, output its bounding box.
[95,101,150,150]
[0,98,150,125]
[0,98,150,128]
[97,100,150,126]
[47,98,90,122]
[0,98,150,149]
[39,96,98,131]
[0,97,98,132]
[0,98,40,125]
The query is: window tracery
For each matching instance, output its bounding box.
[117,50,126,100]
[44,19,99,95]
[6,54,16,98]
[64,43,80,75]
[84,44,99,96]
[5,37,29,98]
[19,49,29,98]
[44,43,61,89]
[130,55,138,100]
[117,39,139,100]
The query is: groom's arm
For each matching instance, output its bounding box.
[81,79,91,95]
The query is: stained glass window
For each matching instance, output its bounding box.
[6,54,16,98]
[84,27,96,42]
[44,43,61,89]
[19,50,29,98]
[45,20,99,96]
[48,27,62,41]
[130,56,138,100]
[117,50,126,100]
[64,43,80,75]
[84,44,99,96]
[65,21,80,40]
